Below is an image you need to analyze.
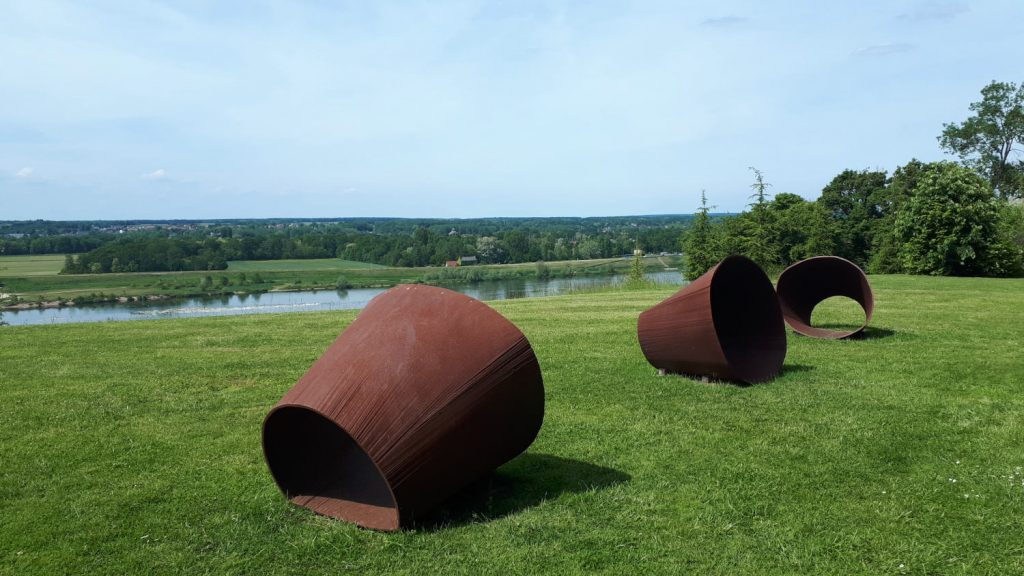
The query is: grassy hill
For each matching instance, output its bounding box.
[1,275,1023,574]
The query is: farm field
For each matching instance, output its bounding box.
[2,275,1022,574]
[0,254,68,276]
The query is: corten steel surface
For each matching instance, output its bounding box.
[637,255,787,384]
[262,284,544,531]
[776,256,874,339]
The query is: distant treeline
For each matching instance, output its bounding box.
[50,217,691,274]
[684,161,1024,280]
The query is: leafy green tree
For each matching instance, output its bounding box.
[939,80,1024,199]
[769,193,819,264]
[894,162,1020,276]
[1000,202,1024,254]
[336,274,353,290]
[867,160,925,273]
[683,190,717,280]
[817,168,889,266]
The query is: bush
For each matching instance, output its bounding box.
[894,162,1020,276]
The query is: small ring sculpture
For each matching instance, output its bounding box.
[775,256,874,339]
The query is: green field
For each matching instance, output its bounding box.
[0,254,68,276]
[227,258,388,271]
[3,275,1022,574]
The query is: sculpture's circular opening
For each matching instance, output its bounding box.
[710,256,787,383]
[263,406,398,531]
[810,295,866,332]
[776,256,874,339]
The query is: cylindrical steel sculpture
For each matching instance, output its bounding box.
[637,255,786,384]
[262,285,544,531]
[775,256,874,339]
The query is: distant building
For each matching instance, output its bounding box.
[448,228,458,236]
[459,256,478,265]
[445,260,459,268]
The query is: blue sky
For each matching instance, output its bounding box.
[2,0,1021,220]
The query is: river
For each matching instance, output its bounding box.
[1,271,684,326]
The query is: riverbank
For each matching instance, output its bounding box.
[0,270,685,325]
[0,255,679,310]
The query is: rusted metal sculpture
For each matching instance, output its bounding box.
[262,285,544,531]
[775,256,874,339]
[637,255,786,384]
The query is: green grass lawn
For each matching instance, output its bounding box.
[2,275,1022,574]
[0,254,68,276]
[227,258,388,271]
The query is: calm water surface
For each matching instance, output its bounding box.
[2,271,684,326]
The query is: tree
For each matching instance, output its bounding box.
[817,168,889,266]
[769,193,817,265]
[867,160,925,273]
[683,190,717,280]
[893,162,1020,276]
[745,167,777,269]
[628,247,645,286]
[336,274,353,290]
[939,80,1024,199]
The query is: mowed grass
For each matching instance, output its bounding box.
[227,258,387,271]
[0,254,68,276]
[1,275,1023,574]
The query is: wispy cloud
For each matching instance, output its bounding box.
[898,2,969,22]
[15,166,33,178]
[854,43,915,57]
[701,15,748,27]
[141,168,167,180]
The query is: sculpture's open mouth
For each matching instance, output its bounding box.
[263,406,399,531]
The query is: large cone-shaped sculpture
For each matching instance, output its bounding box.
[262,285,544,531]
[637,255,786,384]
[776,256,874,339]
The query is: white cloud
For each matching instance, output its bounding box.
[701,16,748,27]
[141,168,167,180]
[898,2,969,22]
[15,166,33,178]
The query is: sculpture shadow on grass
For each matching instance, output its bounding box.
[662,363,814,387]
[412,453,630,531]
[810,324,896,341]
